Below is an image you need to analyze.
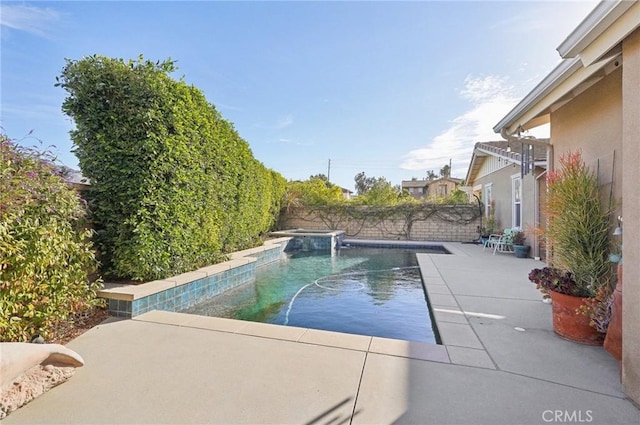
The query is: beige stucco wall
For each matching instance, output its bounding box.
[550,66,623,211]
[470,163,542,258]
[473,165,517,229]
[621,26,640,406]
[426,179,459,199]
[549,29,638,405]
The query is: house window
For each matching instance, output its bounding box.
[484,184,493,217]
[512,175,522,228]
[438,185,447,197]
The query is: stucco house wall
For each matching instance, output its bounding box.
[426,178,461,199]
[550,66,623,212]
[470,163,542,238]
[621,25,640,407]
[473,166,516,230]
[492,2,640,404]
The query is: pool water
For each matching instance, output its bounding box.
[183,246,440,343]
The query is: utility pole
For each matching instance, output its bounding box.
[327,158,331,182]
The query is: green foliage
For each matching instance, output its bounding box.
[354,171,377,196]
[57,55,285,281]
[352,173,410,205]
[354,182,410,206]
[439,164,451,178]
[308,174,334,186]
[0,135,102,342]
[431,188,470,205]
[284,177,344,210]
[544,150,613,297]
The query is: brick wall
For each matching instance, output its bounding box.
[279,205,481,242]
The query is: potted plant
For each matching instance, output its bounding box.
[512,231,530,258]
[529,151,614,345]
[529,267,605,345]
[478,213,498,244]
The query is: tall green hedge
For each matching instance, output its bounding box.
[0,135,102,341]
[57,55,285,281]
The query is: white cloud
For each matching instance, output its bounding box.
[401,75,518,177]
[0,4,60,36]
[275,114,293,129]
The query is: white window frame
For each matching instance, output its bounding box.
[511,174,522,229]
[483,184,493,217]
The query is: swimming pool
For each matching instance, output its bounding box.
[183,246,442,343]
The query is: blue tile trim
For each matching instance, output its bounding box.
[105,244,284,318]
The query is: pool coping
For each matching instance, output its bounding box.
[417,243,497,369]
[123,241,489,370]
[98,238,487,368]
[131,309,452,364]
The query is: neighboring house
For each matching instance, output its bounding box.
[59,166,90,193]
[464,141,547,252]
[402,177,463,200]
[492,0,639,406]
[425,176,463,199]
[401,179,429,199]
[341,187,353,200]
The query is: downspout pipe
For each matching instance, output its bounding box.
[499,126,554,173]
[500,127,553,261]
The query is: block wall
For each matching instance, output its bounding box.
[279,206,480,242]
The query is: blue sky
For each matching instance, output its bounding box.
[1,0,597,190]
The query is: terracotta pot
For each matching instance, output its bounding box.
[549,290,604,345]
[604,264,623,360]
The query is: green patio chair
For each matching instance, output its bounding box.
[492,228,518,255]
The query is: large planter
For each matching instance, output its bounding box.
[549,290,604,345]
[604,264,622,360]
[513,244,530,258]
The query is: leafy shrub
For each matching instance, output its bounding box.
[353,173,410,205]
[284,177,345,210]
[57,55,285,281]
[0,135,102,342]
[433,188,470,205]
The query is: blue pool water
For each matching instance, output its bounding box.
[183,246,442,343]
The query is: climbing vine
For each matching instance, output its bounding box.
[282,203,481,240]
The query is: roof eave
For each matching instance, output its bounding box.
[557,0,635,59]
[492,58,582,135]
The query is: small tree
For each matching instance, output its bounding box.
[439,164,451,178]
[354,171,375,195]
[284,177,344,210]
[353,177,410,206]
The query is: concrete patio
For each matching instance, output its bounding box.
[4,243,639,424]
